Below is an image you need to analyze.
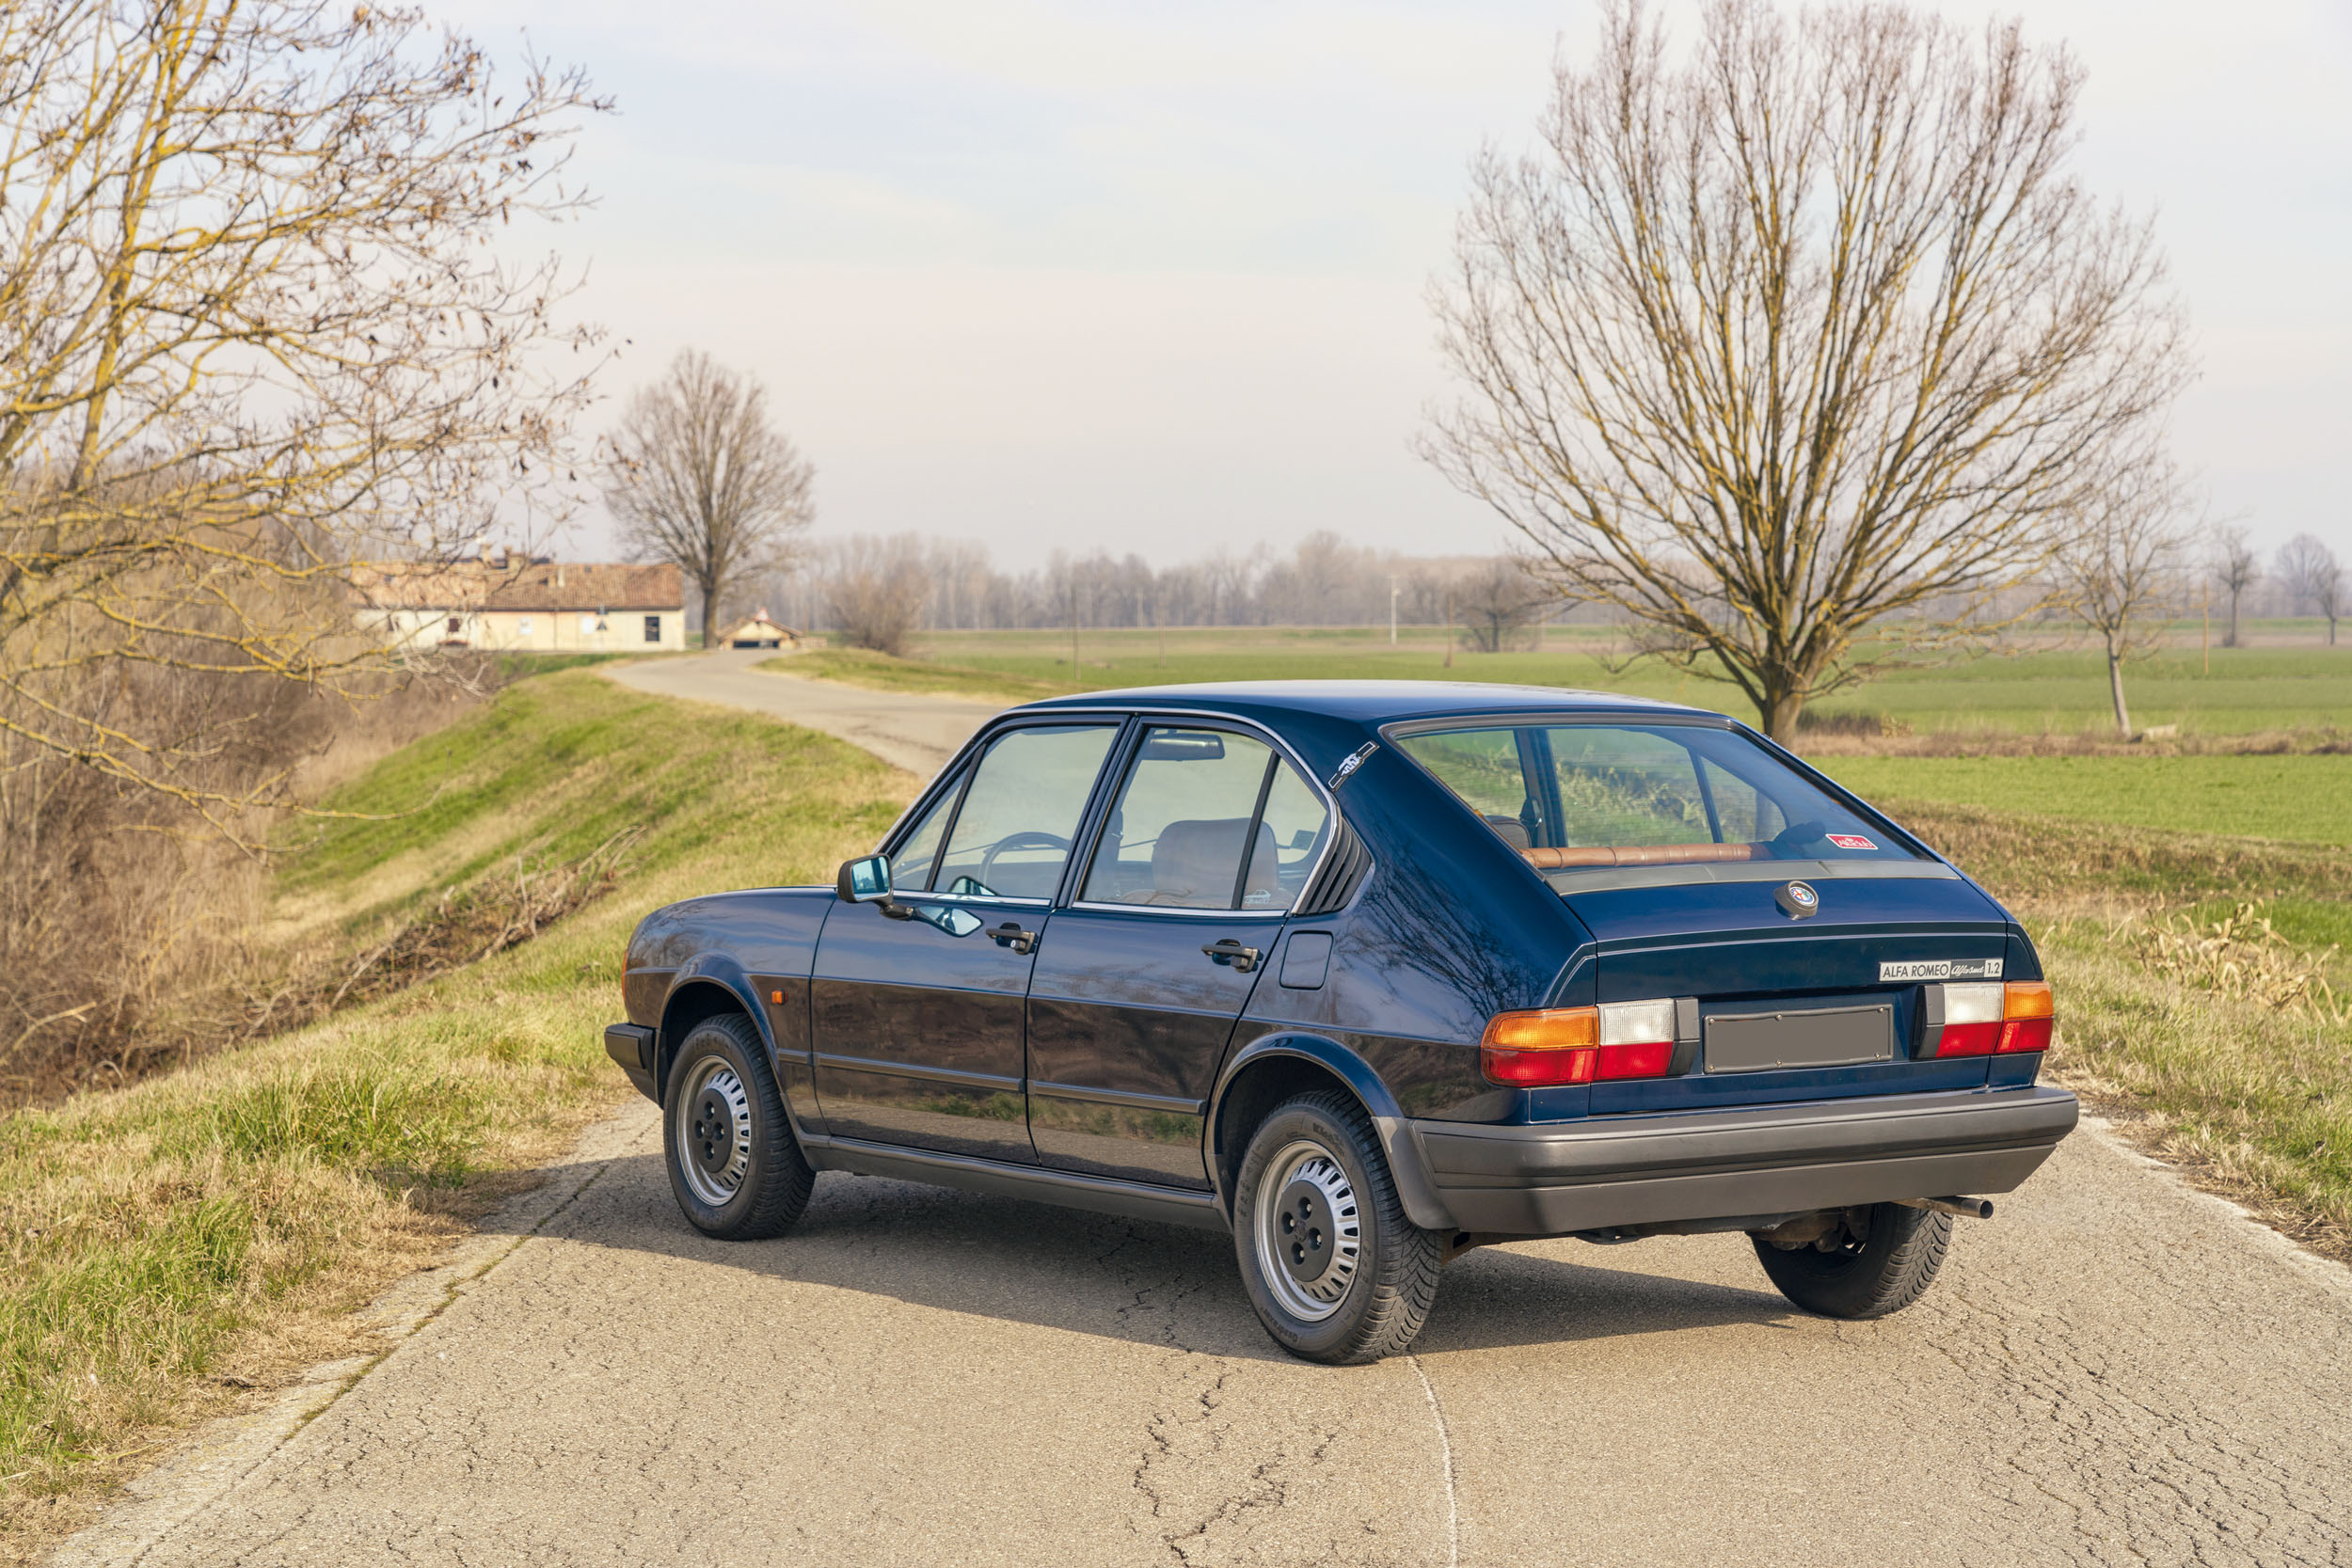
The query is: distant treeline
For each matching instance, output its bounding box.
[734,531,1616,635]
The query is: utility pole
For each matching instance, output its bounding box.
[1070,577,1080,673]
[1390,577,1399,646]
[2201,582,2210,675]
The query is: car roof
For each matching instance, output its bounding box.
[1011,679,1729,727]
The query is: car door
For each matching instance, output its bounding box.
[811,721,1120,1163]
[1025,722,1335,1188]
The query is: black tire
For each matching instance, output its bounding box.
[1232,1090,1444,1364]
[661,1012,814,1241]
[1751,1202,1951,1319]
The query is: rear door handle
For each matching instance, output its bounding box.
[989,922,1037,955]
[1200,939,1261,974]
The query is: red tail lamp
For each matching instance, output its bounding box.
[1931,980,2054,1057]
[1482,1001,1677,1086]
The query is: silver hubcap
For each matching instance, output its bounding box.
[1253,1138,1362,1321]
[675,1056,752,1206]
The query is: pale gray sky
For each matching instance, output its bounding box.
[446,0,2352,569]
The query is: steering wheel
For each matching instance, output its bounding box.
[979,831,1071,885]
[1769,819,1830,856]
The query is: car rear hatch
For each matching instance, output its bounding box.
[1561,863,2020,1114]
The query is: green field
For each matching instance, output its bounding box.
[1823,754,2352,845]
[836,626,2352,736]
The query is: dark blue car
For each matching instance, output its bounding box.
[607,682,2076,1363]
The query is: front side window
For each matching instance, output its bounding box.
[1397,722,1912,871]
[931,725,1119,900]
[644,614,661,642]
[1082,727,1329,911]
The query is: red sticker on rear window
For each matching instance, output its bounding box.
[1827,833,1876,850]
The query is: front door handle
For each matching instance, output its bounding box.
[1201,939,1261,974]
[989,922,1037,955]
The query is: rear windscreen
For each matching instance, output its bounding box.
[1394,723,1916,871]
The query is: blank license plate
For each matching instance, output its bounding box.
[1704,1005,1894,1073]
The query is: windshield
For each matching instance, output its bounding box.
[1394,722,1915,871]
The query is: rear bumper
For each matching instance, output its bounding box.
[1417,1085,2078,1236]
[606,1022,658,1101]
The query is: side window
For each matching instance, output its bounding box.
[1082,728,1273,910]
[933,725,1118,900]
[1548,728,1709,846]
[887,780,961,893]
[1253,761,1331,911]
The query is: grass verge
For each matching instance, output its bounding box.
[757,645,1064,702]
[0,670,910,1556]
[1891,800,2352,1259]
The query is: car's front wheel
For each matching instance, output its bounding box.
[1232,1090,1444,1364]
[662,1012,814,1241]
[1751,1202,1950,1319]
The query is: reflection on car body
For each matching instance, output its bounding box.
[607,682,2077,1363]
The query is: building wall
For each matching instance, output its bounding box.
[375,608,686,653]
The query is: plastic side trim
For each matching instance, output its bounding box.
[1210,1033,1458,1232]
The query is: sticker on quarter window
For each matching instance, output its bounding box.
[1827,833,1877,850]
[1879,958,2004,982]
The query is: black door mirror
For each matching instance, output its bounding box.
[835,854,895,904]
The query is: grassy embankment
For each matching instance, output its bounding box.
[1883,800,2351,1258]
[0,670,909,1548]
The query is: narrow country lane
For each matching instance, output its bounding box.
[57,663,2352,1568]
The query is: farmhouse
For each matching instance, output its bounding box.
[714,609,800,648]
[354,555,688,653]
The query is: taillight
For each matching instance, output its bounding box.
[1931,980,2054,1057]
[1995,980,2054,1053]
[1482,1000,1676,1085]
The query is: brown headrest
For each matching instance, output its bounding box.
[1522,842,1760,870]
[1483,814,1533,851]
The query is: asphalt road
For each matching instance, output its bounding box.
[604,648,1001,777]
[60,663,2352,1567]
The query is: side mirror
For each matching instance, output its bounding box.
[835,854,894,904]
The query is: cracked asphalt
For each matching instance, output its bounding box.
[60,663,2352,1566]
[73,1102,2352,1566]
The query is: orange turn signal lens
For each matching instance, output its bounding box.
[1481,1007,1599,1086]
[2002,981,2054,1020]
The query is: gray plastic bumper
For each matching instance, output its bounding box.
[1417,1085,2078,1236]
[606,1022,658,1101]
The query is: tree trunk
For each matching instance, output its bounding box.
[2226,590,2241,649]
[700,580,720,649]
[2106,647,2131,736]
[1758,689,1805,745]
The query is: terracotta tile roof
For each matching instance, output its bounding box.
[353,560,685,611]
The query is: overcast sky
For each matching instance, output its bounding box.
[443,0,2352,571]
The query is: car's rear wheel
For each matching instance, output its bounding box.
[663,1012,813,1241]
[1232,1090,1444,1364]
[1751,1202,1950,1319]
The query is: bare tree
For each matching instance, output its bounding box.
[604,350,816,641]
[0,0,606,828]
[2051,459,2195,735]
[2275,533,2344,646]
[818,535,927,657]
[2211,525,2260,649]
[1454,560,1553,652]
[1422,0,2189,739]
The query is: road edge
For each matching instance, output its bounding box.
[47,1101,658,1568]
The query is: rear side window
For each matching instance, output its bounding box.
[1081,726,1330,911]
[1396,723,1911,870]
